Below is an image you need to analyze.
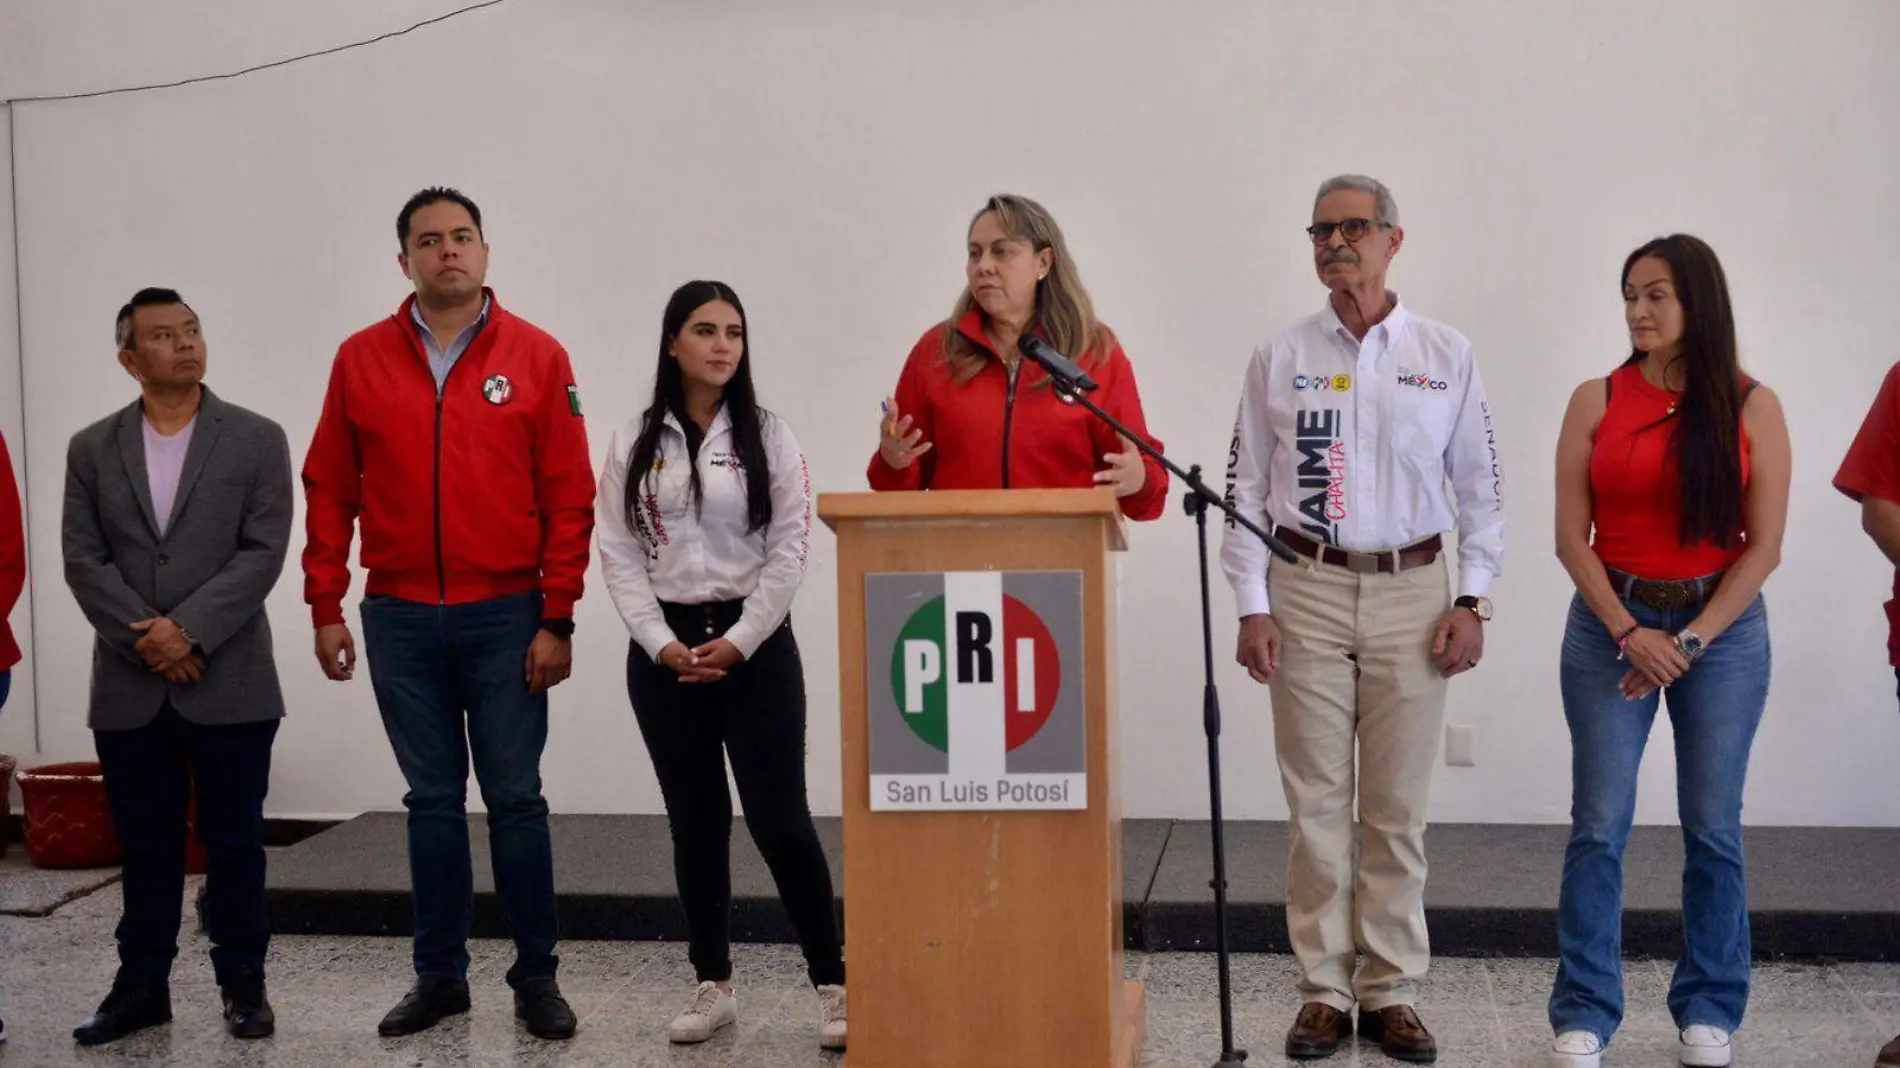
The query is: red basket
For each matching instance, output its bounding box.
[18,761,122,869]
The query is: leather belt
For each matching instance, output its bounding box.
[1603,567,1724,611]
[1273,527,1443,575]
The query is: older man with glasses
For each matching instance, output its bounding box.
[1221,174,1506,1064]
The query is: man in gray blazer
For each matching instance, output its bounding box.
[61,288,293,1047]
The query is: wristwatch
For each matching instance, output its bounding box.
[1454,595,1493,622]
[540,618,576,640]
[1675,630,1707,661]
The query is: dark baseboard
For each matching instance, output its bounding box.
[262,818,343,847]
[261,815,1900,960]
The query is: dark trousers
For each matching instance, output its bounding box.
[627,602,844,987]
[360,591,559,987]
[93,704,278,989]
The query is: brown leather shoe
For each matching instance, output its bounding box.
[1877,1032,1900,1068]
[1358,1005,1437,1064]
[1285,1002,1352,1060]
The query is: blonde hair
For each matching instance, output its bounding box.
[944,194,1106,383]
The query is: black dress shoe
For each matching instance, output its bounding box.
[378,975,471,1037]
[221,972,276,1039]
[514,977,577,1040]
[73,984,172,1046]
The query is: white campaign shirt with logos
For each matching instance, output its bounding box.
[1220,293,1504,617]
[596,406,812,662]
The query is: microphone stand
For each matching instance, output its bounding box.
[1034,360,1296,1068]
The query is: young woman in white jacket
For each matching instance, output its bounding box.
[595,280,844,1049]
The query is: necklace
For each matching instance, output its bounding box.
[1640,362,1681,415]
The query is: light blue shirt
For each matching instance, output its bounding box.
[411,295,492,394]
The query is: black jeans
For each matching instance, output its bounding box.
[627,601,844,987]
[93,704,279,989]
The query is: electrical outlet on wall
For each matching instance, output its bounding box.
[1445,724,1476,767]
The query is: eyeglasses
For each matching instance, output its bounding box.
[1305,218,1387,245]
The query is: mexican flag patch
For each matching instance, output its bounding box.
[565,384,583,416]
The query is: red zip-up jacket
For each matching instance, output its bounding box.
[0,430,23,670]
[302,291,595,628]
[867,310,1170,520]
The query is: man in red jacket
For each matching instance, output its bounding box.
[1834,360,1900,1068]
[0,429,21,703]
[0,429,17,1047]
[302,188,595,1042]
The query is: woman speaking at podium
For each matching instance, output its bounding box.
[596,281,847,1051]
[867,193,1171,519]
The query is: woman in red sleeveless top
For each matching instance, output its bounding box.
[1545,235,1791,1068]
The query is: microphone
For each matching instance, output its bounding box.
[1019,335,1099,393]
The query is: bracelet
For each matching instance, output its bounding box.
[1614,624,1640,660]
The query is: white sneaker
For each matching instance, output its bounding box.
[1551,1029,1604,1067]
[1679,1025,1732,1067]
[668,981,737,1044]
[818,984,846,1050]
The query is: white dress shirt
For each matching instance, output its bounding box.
[597,405,812,661]
[1221,294,1504,617]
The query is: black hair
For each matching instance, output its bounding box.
[625,281,774,538]
[397,187,483,249]
[1620,234,1749,548]
[115,287,192,349]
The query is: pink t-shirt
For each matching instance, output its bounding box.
[144,415,197,537]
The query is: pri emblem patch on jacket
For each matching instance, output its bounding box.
[482,374,513,405]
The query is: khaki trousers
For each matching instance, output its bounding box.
[1266,551,1451,1011]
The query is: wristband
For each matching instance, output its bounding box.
[539,618,575,639]
[1614,624,1640,660]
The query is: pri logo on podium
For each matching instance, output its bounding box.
[866,571,1087,811]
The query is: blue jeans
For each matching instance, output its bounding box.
[360,592,559,986]
[1549,592,1770,1043]
[0,667,9,709]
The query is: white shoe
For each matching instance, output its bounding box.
[1551,1029,1603,1067]
[1679,1025,1732,1067]
[668,981,737,1044]
[818,984,846,1050]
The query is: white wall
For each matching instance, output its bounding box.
[0,100,35,772]
[3,0,1897,826]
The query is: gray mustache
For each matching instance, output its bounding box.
[1321,248,1358,266]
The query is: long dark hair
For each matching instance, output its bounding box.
[1620,234,1747,548]
[624,281,773,538]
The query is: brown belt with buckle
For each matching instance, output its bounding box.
[1273,527,1443,575]
[1603,567,1725,611]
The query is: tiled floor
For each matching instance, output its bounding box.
[1,868,1896,1066]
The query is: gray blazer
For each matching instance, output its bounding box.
[62,387,293,731]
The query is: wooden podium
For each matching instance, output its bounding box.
[818,488,1145,1068]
